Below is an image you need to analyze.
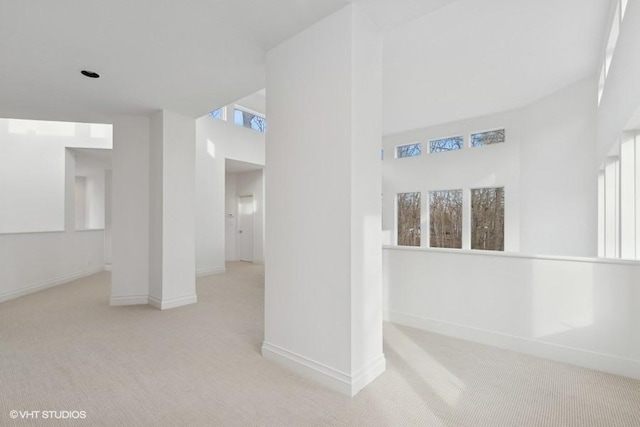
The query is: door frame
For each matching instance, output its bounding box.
[237,194,255,262]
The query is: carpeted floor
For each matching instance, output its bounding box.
[1,262,640,426]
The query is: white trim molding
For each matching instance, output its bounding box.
[148,294,197,310]
[196,266,226,277]
[110,294,149,306]
[385,310,640,381]
[261,341,385,396]
[1,266,105,304]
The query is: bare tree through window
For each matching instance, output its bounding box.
[471,129,505,147]
[471,187,504,251]
[251,115,266,132]
[208,108,223,119]
[396,143,422,158]
[234,109,266,133]
[430,136,464,153]
[429,190,462,248]
[397,192,421,246]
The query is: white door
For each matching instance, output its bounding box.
[238,195,254,262]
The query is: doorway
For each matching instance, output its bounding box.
[238,195,254,262]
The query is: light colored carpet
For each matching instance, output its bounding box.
[1,262,640,426]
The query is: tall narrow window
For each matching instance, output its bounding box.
[471,129,505,147]
[397,192,421,246]
[396,143,422,158]
[429,136,463,153]
[429,190,462,248]
[471,187,505,251]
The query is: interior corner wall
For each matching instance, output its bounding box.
[382,77,597,257]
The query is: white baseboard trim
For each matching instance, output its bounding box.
[351,353,386,395]
[0,266,105,304]
[385,310,640,381]
[110,294,149,306]
[262,341,385,396]
[104,264,112,272]
[148,293,197,310]
[196,266,226,277]
[252,259,265,265]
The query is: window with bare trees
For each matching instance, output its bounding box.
[429,136,464,153]
[471,187,504,251]
[429,190,462,248]
[397,192,421,246]
[396,143,422,158]
[234,108,266,133]
[471,129,505,147]
[208,108,225,120]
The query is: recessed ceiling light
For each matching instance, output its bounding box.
[81,70,100,79]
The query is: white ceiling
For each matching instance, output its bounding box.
[381,0,610,135]
[0,0,609,135]
[234,89,266,115]
[0,0,348,123]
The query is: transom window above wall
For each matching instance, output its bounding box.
[470,129,505,147]
[234,107,266,133]
[429,136,464,153]
[396,142,422,158]
[208,107,226,120]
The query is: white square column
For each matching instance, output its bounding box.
[148,110,197,310]
[110,112,196,310]
[111,116,151,306]
[263,5,385,396]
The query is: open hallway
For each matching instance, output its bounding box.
[1,262,639,426]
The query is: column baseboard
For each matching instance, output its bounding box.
[148,293,197,310]
[110,294,149,306]
[262,341,385,396]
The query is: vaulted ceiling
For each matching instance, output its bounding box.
[0,0,609,135]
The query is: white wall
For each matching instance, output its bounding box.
[597,0,640,164]
[0,119,111,302]
[519,78,597,256]
[0,119,111,233]
[383,246,640,380]
[382,78,597,257]
[195,115,265,276]
[0,230,105,303]
[225,169,265,262]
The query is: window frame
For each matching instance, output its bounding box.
[428,135,465,154]
[395,142,422,159]
[469,128,506,148]
[234,105,266,133]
